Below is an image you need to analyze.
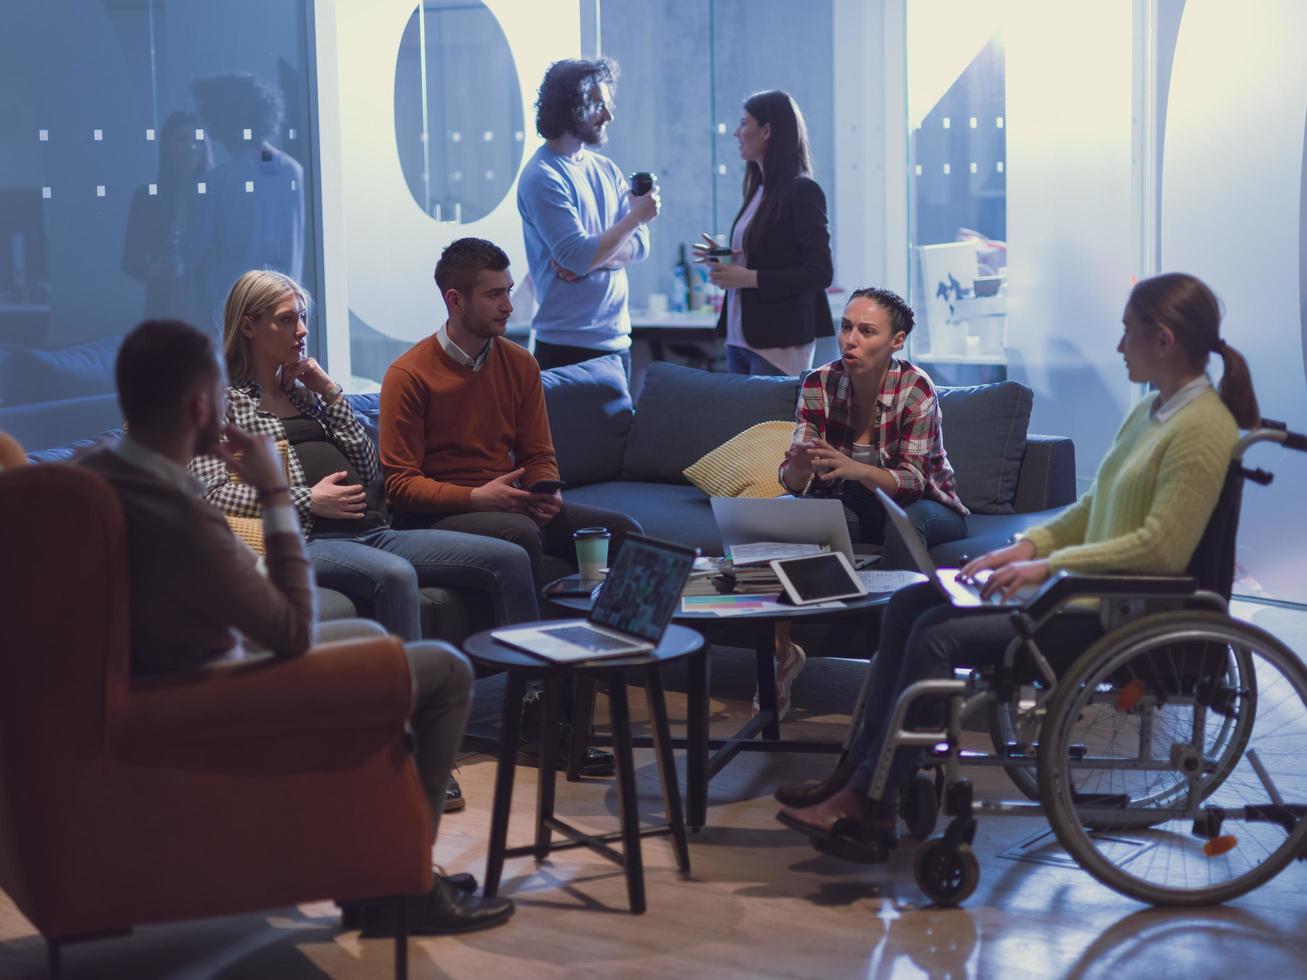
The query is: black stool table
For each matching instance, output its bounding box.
[462,624,705,914]
[547,586,905,829]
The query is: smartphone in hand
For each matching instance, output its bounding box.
[528,479,566,494]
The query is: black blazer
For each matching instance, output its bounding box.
[715,175,834,349]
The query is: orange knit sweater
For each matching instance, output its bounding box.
[380,335,559,513]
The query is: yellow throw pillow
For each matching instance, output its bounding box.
[682,421,793,498]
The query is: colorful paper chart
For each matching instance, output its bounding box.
[681,594,780,613]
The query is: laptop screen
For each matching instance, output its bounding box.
[590,535,696,642]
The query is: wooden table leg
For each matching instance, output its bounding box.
[535,674,562,858]
[566,674,596,782]
[685,647,710,830]
[607,670,646,913]
[644,664,690,872]
[755,621,781,740]
[485,672,526,897]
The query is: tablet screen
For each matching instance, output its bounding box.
[774,553,863,602]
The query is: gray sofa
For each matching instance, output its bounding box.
[27,353,1076,645]
[534,355,1076,565]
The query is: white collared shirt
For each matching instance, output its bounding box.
[1151,374,1212,425]
[437,320,492,371]
[115,434,299,537]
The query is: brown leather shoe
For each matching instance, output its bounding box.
[773,755,856,808]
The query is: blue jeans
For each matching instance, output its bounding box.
[306,527,538,642]
[842,483,968,571]
[725,344,786,376]
[848,583,1101,798]
[533,340,631,382]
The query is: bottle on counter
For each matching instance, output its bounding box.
[670,242,692,312]
[688,259,706,312]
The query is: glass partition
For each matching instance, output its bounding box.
[0,0,320,453]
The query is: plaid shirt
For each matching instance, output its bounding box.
[782,357,967,514]
[188,381,379,537]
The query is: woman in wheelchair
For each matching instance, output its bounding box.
[775,271,1261,856]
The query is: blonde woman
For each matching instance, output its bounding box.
[191,270,541,810]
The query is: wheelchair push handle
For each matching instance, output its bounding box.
[1254,418,1307,452]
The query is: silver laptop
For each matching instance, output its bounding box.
[875,488,1033,607]
[711,496,856,563]
[492,535,697,663]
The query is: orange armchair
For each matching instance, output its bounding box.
[0,463,432,974]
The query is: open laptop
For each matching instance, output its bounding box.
[876,488,1034,607]
[492,535,697,663]
[711,496,856,563]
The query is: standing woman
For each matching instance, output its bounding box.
[699,90,834,376]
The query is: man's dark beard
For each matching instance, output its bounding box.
[572,117,606,147]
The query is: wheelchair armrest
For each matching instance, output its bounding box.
[1022,570,1199,621]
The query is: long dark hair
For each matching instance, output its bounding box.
[732,90,813,255]
[1127,272,1259,428]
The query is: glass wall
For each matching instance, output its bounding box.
[0,0,320,453]
[597,0,836,303]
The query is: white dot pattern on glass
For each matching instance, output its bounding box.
[38,129,48,141]
[245,180,254,193]
[243,128,252,140]
[148,183,158,195]
[197,181,207,194]
[41,187,51,199]
[146,128,155,141]
[93,129,103,141]
[96,185,105,197]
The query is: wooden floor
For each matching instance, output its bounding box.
[3,600,1306,979]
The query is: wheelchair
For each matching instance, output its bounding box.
[851,420,1307,907]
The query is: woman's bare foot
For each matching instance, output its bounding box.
[777,786,863,834]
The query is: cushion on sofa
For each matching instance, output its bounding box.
[937,381,1033,515]
[564,481,723,554]
[346,392,381,445]
[682,421,791,498]
[0,336,121,406]
[539,354,633,486]
[621,363,799,483]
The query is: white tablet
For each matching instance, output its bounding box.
[770,552,867,605]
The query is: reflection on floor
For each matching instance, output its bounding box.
[2,600,1305,978]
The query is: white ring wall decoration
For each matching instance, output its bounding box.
[334,0,579,343]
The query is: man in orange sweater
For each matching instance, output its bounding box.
[381,237,640,589]
[380,238,641,775]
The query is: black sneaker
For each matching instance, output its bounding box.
[517,689,615,776]
[443,775,466,812]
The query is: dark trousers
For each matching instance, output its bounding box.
[841,482,968,571]
[534,339,631,381]
[395,502,643,592]
[848,583,1102,798]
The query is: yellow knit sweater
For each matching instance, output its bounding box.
[1023,388,1238,574]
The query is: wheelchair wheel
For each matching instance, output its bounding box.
[913,838,979,906]
[1038,611,1307,906]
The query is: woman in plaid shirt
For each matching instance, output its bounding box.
[760,288,968,719]
[780,286,968,566]
[191,270,540,639]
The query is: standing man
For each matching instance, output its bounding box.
[80,319,512,937]
[517,57,658,376]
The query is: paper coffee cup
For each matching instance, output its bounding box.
[573,527,611,579]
